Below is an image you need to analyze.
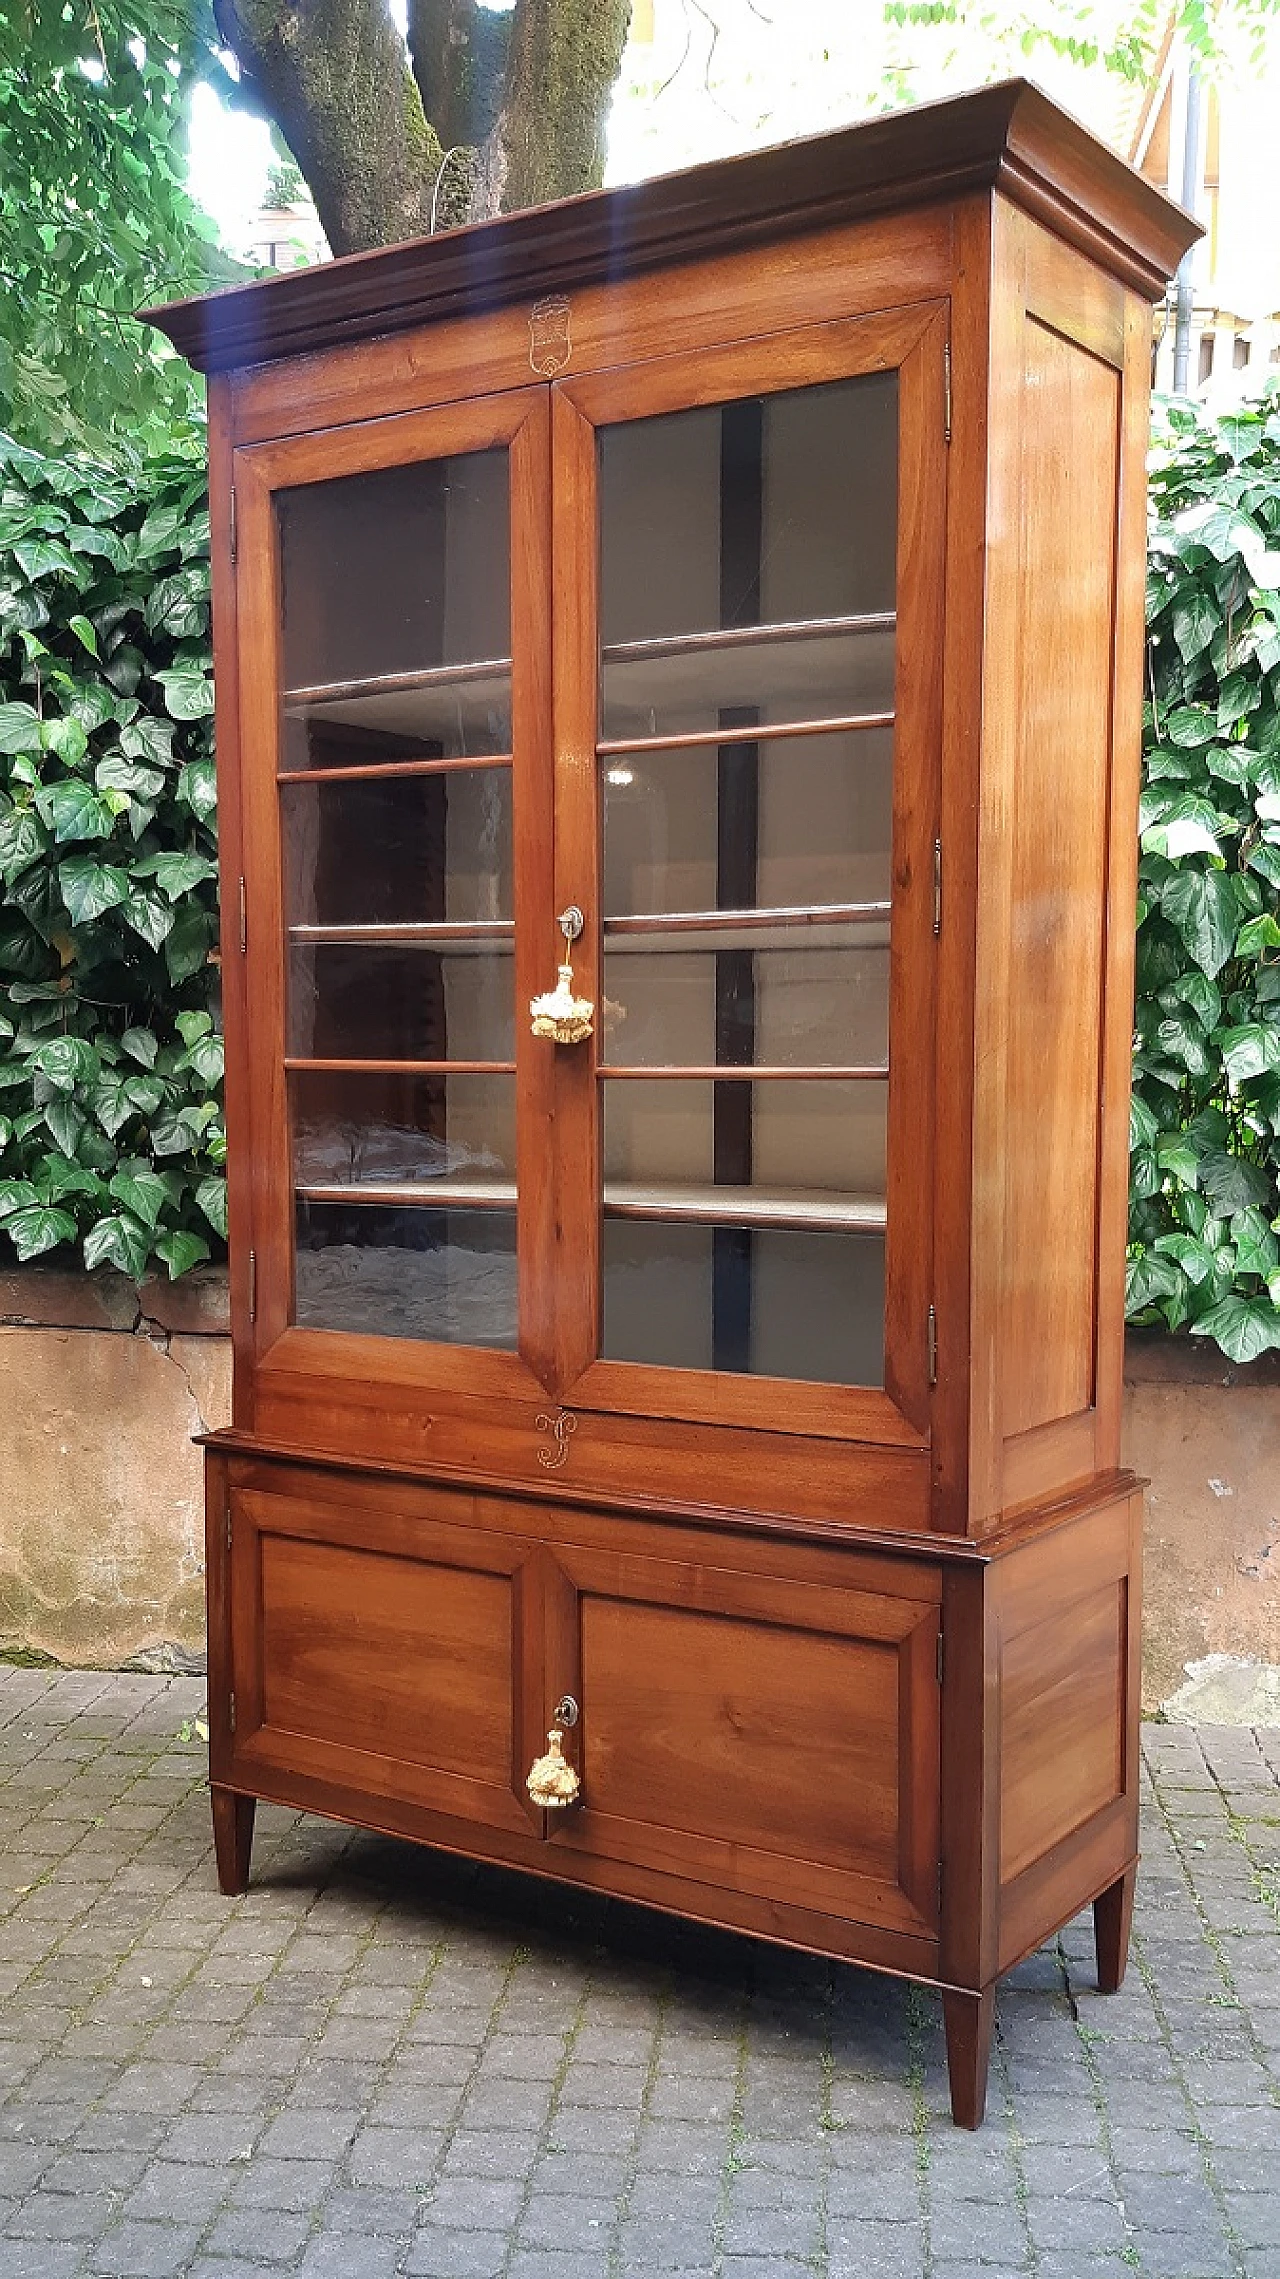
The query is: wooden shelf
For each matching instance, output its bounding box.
[600,614,896,745]
[604,908,889,954]
[283,657,511,744]
[293,1177,886,1234]
[289,921,512,947]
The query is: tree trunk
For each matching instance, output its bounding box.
[216,0,633,256]
[213,0,446,254]
[476,0,633,219]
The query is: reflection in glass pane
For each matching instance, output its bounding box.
[287,943,514,1063]
[601,1219,885,1385]
[283,768,512,930]
[602,732,892,916]
[295,1202,516,1346]
[281,676,512,771]
[601,935,889,1069]
[279,451,510,693]
[604,1079,886,1202]
[601,627,894,744]
[599,375,897,740]
[290,1070,515,1194]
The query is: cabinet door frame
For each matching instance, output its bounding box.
[231,386,558,1412]
[539,1535,942,1940]
[548,301,948,1446]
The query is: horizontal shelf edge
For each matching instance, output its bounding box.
[598,711,894,757]
[600,612,896,664]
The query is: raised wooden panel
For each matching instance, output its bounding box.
[546,1541,941,1937]
[1000,1578,1125,1881]
[228,1481,540,1834]
[999,313,1120,1439]
[259,1536,510,1775]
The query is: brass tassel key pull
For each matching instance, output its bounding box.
[526,1721,581,1810]
[531,906,594,1044]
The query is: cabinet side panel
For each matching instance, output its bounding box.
[999,307,1120,1438]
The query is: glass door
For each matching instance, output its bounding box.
[550,310,946,1443]
[233,389,556,1399]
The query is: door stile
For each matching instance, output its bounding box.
[883,308,948,1438]
[232,453,292,1365]
[510,394,559,1393]
[548,387,604,1395]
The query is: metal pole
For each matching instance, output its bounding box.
[1171,64,1202,395]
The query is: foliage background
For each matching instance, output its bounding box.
[0,431,224,1280]
[1128,384,1280,1360]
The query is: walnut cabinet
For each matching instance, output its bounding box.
[148,81,1196,2126]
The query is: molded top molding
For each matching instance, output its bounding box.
[144,78,1198,375]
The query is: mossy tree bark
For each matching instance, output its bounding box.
[214,0,633,256]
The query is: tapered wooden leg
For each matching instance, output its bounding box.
[1093,1863,1137,1994]
[211,1787,255,1895]
[943,1986,995,2129]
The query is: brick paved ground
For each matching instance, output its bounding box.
[0,1671,1277,2279]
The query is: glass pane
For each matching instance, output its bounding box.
[601,1220,885,1385]
[599,376,897,740]
[604,1079,886,1206]
[287,943,514,1062]
[295,1201,516,1346]
[603,731,892,916]
[283,768,512,929]
[601,934,889,1069]
[279,451,510,691]
[291,1070,515,1196]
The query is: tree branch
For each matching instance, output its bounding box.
[406,0,511,152]
[212,0,444,254]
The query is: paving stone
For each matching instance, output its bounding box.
[1,1677,1277,2279]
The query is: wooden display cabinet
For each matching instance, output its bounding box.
[148,81,1196,2126]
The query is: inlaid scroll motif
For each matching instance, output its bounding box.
[529,295,572,376]
[535,1409,578,1470]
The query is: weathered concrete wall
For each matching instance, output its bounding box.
[1124,1335,1280,1718]
[0,1274,1276,1715]
[0,1266,229,1670]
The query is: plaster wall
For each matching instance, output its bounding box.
[0,1274,1275,1716]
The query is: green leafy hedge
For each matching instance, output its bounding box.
[1128,386,1280,1363]
[0,432,224,1278]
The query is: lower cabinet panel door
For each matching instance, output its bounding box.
[545,1546,941,1938]
[229,1484,540,1835]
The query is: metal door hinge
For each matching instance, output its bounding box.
[927,1304,938,1387]
[228,1691,237,1734]
[229,485,237,566]
[936,1630,945,1686]
[225,1506,232,1556]
[944,341,952,444]
[238,875,247,956]
[247,1248,257,1325]
[933,838,942,937]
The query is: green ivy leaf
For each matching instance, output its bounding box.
[1198,1152,1271,1214]
[82,1212,151,1277]
[0,807,50,886]
[1220,1024,1280,1082]
[152,1228,210,1278]
[120,891,174,950]
[135,849,217,898]
[153,665,214,721]
[0,1179,39,1218]
[94,754,165,801]
[1160,869,1238,978]
[57,856,131,923]
[35,779,114,844]
[1230,1207,1280,1282]
[108,1170,170,1230]
[119,1028,159,1068]
[42,1096,86,1156]
[194,1174,228,1238]
[1190,1295,1280,1363]
[68,613,99,658]
[6,1204,78,1260]
[27,1035,97,1093]
[0,701,44,754]
[163,904,213,982]
[119,716,176,767]
[175,757,217,820]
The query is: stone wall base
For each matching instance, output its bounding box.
[1,1276,1276,1716]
